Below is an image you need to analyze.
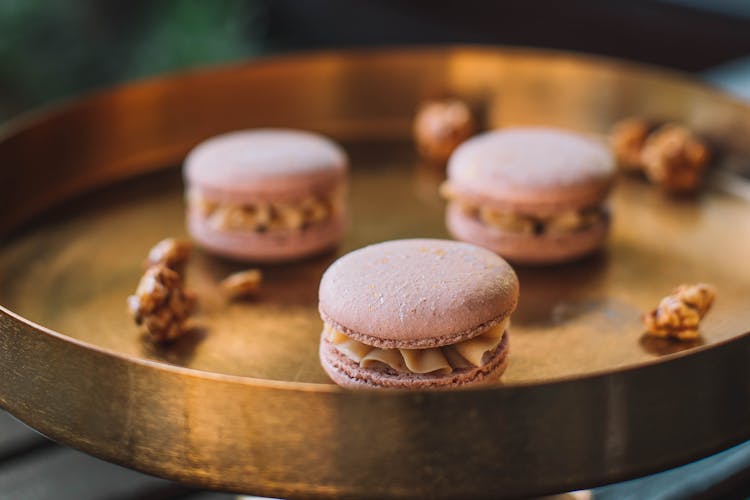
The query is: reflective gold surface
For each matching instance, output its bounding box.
[2,151,750,384]
[2,47,750,498]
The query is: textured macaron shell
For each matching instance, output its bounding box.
[184,129,348,203]
[319,332,510,389]
[318,239,518,347]
[447,204,609,264]
[447,127,614,214]
[189,211,345,262]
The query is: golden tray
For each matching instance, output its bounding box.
[2,47,750,499]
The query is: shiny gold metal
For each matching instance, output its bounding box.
[2,47,750,498]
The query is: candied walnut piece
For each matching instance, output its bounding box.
[146,238,191,273]
[674,283,715,316]
[643,283,716,341]
[609,117,654,172]
[187,189,218,216]
[273,203,305,230]
[128,264,196,342]
[545,210,591,234]
[221,269,263,299]
[641,124,711,193]
[299,196,330,225]
[413,99,476,163]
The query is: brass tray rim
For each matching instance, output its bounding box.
[4,302,750,393]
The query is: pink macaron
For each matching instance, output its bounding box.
[442,127,615,264]
[318,239,518,389]
[184,129,348,262]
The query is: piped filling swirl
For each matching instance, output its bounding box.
[441,183,605,235]
[189,189,343,232]
[325,318,509,375]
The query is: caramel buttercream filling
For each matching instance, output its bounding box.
[441,182,605,235]
[189,190,343,232]
[325,318,509,375]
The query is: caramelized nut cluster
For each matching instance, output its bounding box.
[609,117,654,172]
[643,283,716,340]
[641,125,711,193]
[413,99,476,163]
[127,264,196,342]
[609,118,710,193]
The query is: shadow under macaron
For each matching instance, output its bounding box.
[511,250,609,328]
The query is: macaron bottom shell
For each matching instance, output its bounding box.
[319,332,510,389]
[446,204,609,265]
[188,211,346,262]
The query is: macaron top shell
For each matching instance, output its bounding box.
[319,239,518,347]
[185,129,347,202]
[447,127,615,212]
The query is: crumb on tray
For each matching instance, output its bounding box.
[221,269,263,299]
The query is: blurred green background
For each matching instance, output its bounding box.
[2,0,750,124]
[0,0,270,122]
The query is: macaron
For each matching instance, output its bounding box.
[442,127,615,264]
[184,129,348,262]
[318,239,518,389]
